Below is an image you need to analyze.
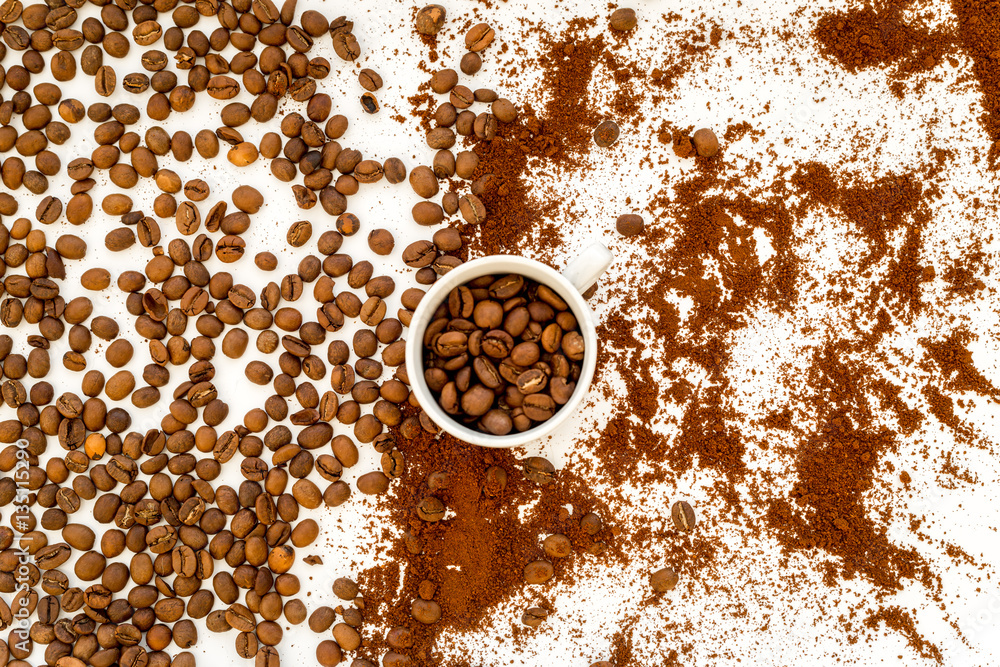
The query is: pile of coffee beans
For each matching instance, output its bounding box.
[420,274,586,435]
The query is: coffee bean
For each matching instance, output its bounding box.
[411,598,442,624]
[521,606,548,628]
[465,22,495,51]
[523,457,555,484]
[616,213,644,236]
[316,640,342,666]
[650,567,679,592]
[459,194,486,224]
[594,120,620,147]
[383,157,407,184]
[95,66,116,97]
[430,69,458,94]
[415,5,446,35]
[360,92,379,114]
[332,577,358,600]
[359,68,383,92]
[356,471,389,495]
[692,128,720,157]
[461,52,482,75]
[523,560,553,584]
[256,645,279,667]
[610,7,638,31]
[543,533,572,558]
[412,201,444,226]
[671,500,696,532]
[226,603,256,632]
[416,496,445,522]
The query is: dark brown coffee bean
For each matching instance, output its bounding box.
[358,68,383,92]
[616,213,644,236]
[331,30,359,61]
[95,66,116,97]
[594,120,620,147]
[461,52,482,75]
[523,457,555,484]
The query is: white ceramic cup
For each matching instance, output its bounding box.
[405,243,614,448]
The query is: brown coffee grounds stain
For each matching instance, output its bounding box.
[920,328,1000,399]
[951,0,1000,166]
[813,2,954,79]
[670,386,748,511]
[922,384,980,447]
[408,90,438,133]
[601,49,646,122]
[870,377,925,434]
[791,162,925,271]
[942,251,988,298]
[458,105,564,258]
[649,20,726,96]
[761,341,941,612]
[865,607,944,662]
[359,430,617,666]
[814,0,1000,165]
[531,18,605,166]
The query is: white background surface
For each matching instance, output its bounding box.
[3,0,1000,665]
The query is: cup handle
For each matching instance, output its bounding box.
[561,242,614,294]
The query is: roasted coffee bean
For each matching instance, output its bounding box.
[411,598,442,624]
[594,120,620,147]
[523,457,555,485]
[610,7,638,31]
[650,567,679,592]
[692,128,720,157]
[95,66,116,97]
[616,213,644,236]
[415,4,446,35]
[521,606,548,628]
[461,52,482,75]
[523,559,554,584]
[465,22,495,51]
[671,500,696,532]
[358,68,383,91]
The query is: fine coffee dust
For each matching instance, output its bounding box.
[814,0,1000,166]
[359,429,617,663]
[571,109,997,656]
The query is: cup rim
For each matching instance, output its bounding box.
[405,254,598,448]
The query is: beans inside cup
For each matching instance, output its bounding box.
[421,273,586,436]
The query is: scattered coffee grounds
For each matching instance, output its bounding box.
[764,342,935,592]
[813,3,954,78]
[865,607,944,662]
[950,0,1000,165]
[815,0,1000,165]
[456,19,614,257]
[359,430,616,663]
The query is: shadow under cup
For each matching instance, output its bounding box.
[405,255,600,449]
